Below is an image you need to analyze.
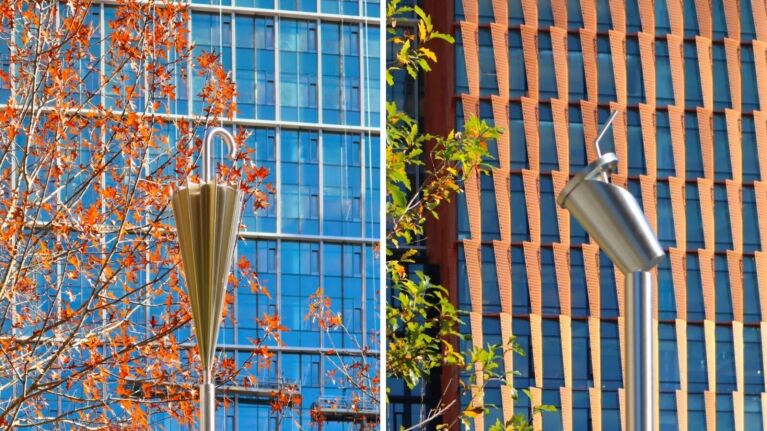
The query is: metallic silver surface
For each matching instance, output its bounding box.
[200,382,216,431]
[557,152,665,273]
[171,127,241,431]
[625,271,653,431]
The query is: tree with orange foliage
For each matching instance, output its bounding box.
[0,1,285,428]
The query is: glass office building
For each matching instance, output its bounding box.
[0,1,381,430]
[415,0,767,429]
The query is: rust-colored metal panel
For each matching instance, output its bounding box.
[757,183,767,253]
[726,179,743,252]
[754,0,767,41]
[551,0,569,29]
[733,390,745,431]
[638,32,657,105]
[522,169,541,243]
[677,319,689,391]
[520,0,538,26]
[698,178,715,250]
[696,36,714,110]
[704,320,717,391]
[530,313,544,388]
[763,323,767,390]
[581,100,599,162]
[670,248,688,319]
[729,250,744,321]
[464,239,484,314]
[554,243,572,315]
[639,104,658,178]
[667,105,686,178]
[491,0,508,25]
[500,312,515,418]
[560,386,573,431]
[754,111,767,179]
[530,386,543,429]
[609,31,627,105]
[552,170,571,243]
[619,316,626,383]
[560,315,573,386]
[494,240,512,313]
[753,43,767,112]
[551,99,571,174]
[522,97,540,171]
[493,168,511,242]
[619,388,626,431]
[694,0,712,38]
[611,104,629,175]
[699,248,716,322]
[461,0,478,24]
[580,0,597,30]
[697,108,715,179]
[551,28,570,101]
[676,389,688,431]
[723,0,741,40]
[524,242,543,315]
[521,25,539,100]
[460,22,480,96]
[492,96,510,169]
[469,311,485,431]
[667,35,686,108]
[724,39,742,111]
[589,387,603,431]
[669,177,687,249]
[583,242,602,318]
[638,0,655,33]
[609,0,626,32]
[580,29,599,102]
[705,390,717,430]
[667,0,684,36]
[641,175,658,234]
[490,24,509,97]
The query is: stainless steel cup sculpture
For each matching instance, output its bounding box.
[171,127,243,431]
[557,111,665,431]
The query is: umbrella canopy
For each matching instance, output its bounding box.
[172,181,242,375]
[170,127,242,380]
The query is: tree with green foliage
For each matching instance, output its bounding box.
[385,1,553,430]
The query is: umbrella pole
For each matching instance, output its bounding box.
[200,370,215,431]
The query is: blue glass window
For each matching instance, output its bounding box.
[540,105,559,172]
[321,0,359,14]
[510,103,528,169]
[456,30,469,95]
[714,185,732,250]
[713,45,731,110]
[365,136,381,238]
[712,0,728,39]
[364,26,382,127]
[281,130,320,234]
[689,393,706,429]
[280,0,316,12]
[568,35,585,101]
[660,392,678,430]
[572,320,592,387]
[683,0,699,37]
[717,326,737,392]
[243,128,278,232]
[657,182,676,247]
[627,38,645,104]
[659,323,680,390]
[601,322,622,389]
[513,318,533,387]
[656,42,674,106]
[743,186,761,252]
[322,23,361,125]
[744,117,760,182]
[324,243,363,347]
[658,256,677,319]
[482,245,501,313]
[626,0,641,32]
[571,249,589,317]
[509,30,527,97]
[628,108,646,176]
[237,240,278,342]
[541,248,560,314]
[235,16,276,120]
[655,0,671,34]
[541,176,560,243]
[687,253,706,321]
[602,390,621,428]
[323,133,362,236]
[688,324,708,391]
[687,183,705,249]
[657,111,675,177]
[717,394,735,430]
[512,247,530,314]
[543,319,564,387]
[482,175,501,240]
[686,113,704,178]
[281,242,321,346]
[192,13,232,114]
[715,255,733,321]
[745,395,763,430]
[570,107,588,172]
[479,30,498,96]
[280,20,318,122]
[743,47,759,110]
[600,253,619,318]
[744,257,761,323]
[539,34,557,100]
[235,0,273,6]
[745,327,764,393]
[597,36,616,103]
[685,43,703,106]
[511,174,529,242]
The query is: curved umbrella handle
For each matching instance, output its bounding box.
[202,127,237,182]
